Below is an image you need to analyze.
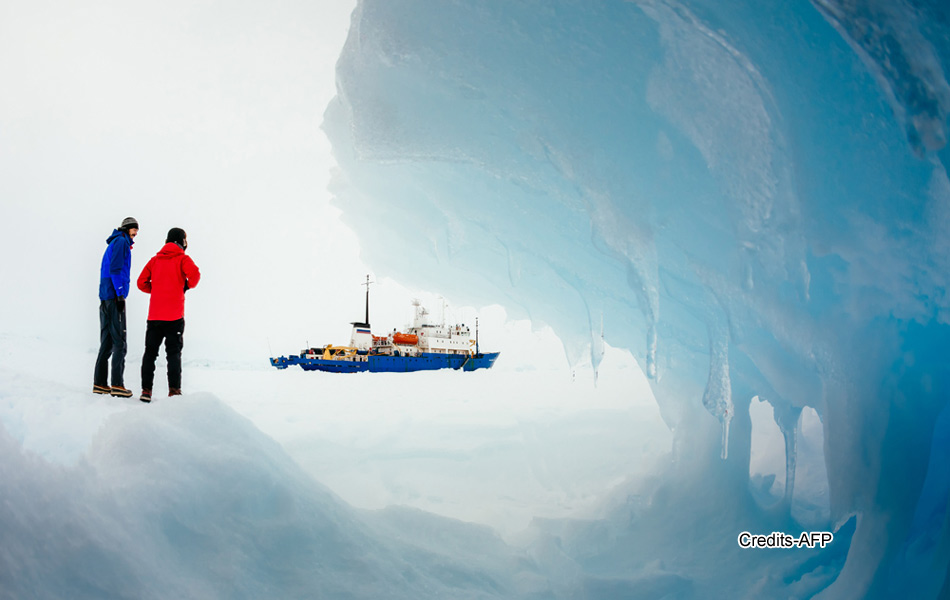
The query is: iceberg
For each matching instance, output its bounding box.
[323,0,950,597]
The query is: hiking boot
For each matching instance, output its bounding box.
[93,384,111,395]
[168,388,182,397]
[140,389,152,403]
[110,386,133,398]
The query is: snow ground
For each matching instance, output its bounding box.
[0,332,671,540]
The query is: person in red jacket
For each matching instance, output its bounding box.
[136,227,201,403]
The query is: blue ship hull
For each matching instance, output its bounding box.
[271,352,500,373]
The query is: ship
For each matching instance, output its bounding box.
[269,277,500,373]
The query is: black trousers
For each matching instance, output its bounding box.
[94,299,127,387]
[141,319,185,391]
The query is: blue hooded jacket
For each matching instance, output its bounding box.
[99,229,134,300]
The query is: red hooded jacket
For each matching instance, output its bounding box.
[137,243,201,321]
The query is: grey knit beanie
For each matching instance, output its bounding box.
[120,217,139,230]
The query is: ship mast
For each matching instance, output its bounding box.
[363,274,372,326]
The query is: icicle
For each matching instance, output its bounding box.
[721,408,731,461]
[646,322,658,380]
[801,259,811,302]
[624,261,659,381]
[702,323,733,459]
[773,404,803,506]
[505,245,523,286]
[591,314,605,385]
[586,201,659,382]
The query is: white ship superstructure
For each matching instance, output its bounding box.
[372,300,474,357]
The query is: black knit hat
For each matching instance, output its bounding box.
[120,217,139,231]
[166,227,187,248]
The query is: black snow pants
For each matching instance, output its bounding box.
[141,319,185,392]
[94,298,127,388]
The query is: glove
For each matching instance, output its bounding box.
[116,296,126,312]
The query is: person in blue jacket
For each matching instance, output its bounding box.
[93,217,139,397]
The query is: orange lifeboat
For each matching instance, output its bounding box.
[392,332,419,345]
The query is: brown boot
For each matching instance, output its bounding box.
[110,386,133,398]
[93,384,111,395]
[140,389,152,403]
[168,388,182,397]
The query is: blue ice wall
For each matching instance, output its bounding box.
[323,1,950,597]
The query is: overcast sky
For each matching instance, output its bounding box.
[0,0,375,360]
